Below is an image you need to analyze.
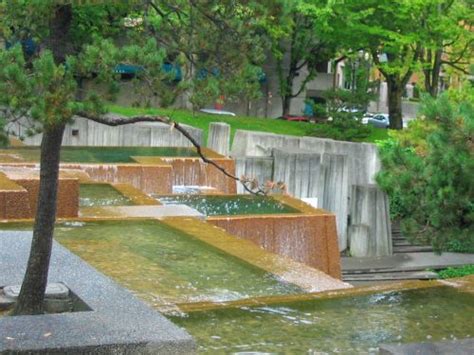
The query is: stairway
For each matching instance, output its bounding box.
[342,222,437,285]
[392,222,433,254]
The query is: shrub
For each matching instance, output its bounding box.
[308,116,373,141]
[377,90,474,253]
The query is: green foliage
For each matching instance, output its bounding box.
[0,45,78,131]
[147,0,270,110]
[267,0,338,111]
[377,90,474,252]
[315,59,376,119]
[0,2,273,139]
[437,265,474,279]
[308,117,373,142]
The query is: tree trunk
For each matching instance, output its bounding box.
[423,48,442,97]
[387,78,404,130]
[429,49,442,97]
[13,124,66,315]
[282,94,292,116]
[13,4,72,316]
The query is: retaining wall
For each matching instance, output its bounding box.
[0,171,79,219]
[231,130,380,186]
[8,116,203,147]
[230,130,389,255]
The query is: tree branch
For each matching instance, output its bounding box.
[442,62,470,75]
[76,111,266,195]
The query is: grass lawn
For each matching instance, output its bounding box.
[109,105,389,144]
[437,265,474,279]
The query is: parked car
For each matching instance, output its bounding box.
[199,108,236,116]
[277,114,310,122]
[364,113,390,128]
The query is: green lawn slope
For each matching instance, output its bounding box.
[109,105,389,144]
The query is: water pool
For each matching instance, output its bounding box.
[171,286,474,353]
[79,184,133,207]
[50,220,303,306]
[0,146,198,163]
[157,195,300,216]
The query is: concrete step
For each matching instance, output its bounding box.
[393,241,413,246]
[343,271,439,282]
[342,252,474,276]
[393,246,433,253]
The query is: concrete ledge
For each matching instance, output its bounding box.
[80,205,204,219]
[379,338,474,355]
[0,231,195,354]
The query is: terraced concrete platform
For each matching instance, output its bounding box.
[342,252,474,285]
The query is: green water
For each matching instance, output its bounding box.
[2,146,198,163]
[171,287,474,353]
[49,220,303,306]
[79,184,133,207]
[157,195,300,216]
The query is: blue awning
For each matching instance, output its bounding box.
[114,63,182,81]
[5,38,37,56]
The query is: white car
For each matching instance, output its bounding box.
[199,108,236,116]
[364,113,390,128]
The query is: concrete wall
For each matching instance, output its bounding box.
[207,122,230,156]
[62,163,173,195]
[8,116,203,147]
[0,171,79,219]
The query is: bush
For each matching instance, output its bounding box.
[437,265,474,279]
[308,113,373,142]
[376,90,474,253]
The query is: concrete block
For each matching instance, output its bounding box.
[349,185,392,257]
[319,153,350,251]
[207,122,230,156]
[4,283,69,299]
[348,224,370,257]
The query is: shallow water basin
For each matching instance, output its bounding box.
[79,184,133,207]
[171,286,474,353]
[0,146,199,163]
[156,195,300,216]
